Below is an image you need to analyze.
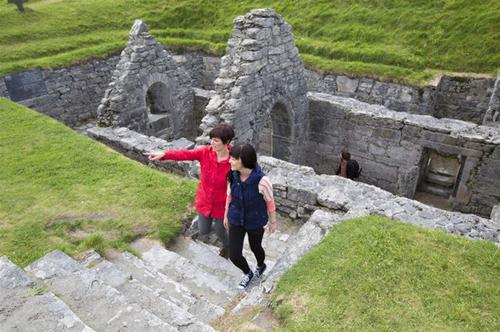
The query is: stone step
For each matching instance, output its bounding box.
[175,239,275,291]
[1,256,94,332]
[420,181,453,198]
[257,225,297,262]
[88,258,214,332]
[426,171,456,187]
[25,250,176,331]
[135,243,238,306]
[169,237,242,284]
[106,250,225,324]
[148,113,170,129]
[2,292,96,332]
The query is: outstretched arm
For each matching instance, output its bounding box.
[144,147,204,162]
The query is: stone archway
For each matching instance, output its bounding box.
[259,102,293,161]
[145,81,173,138]
[146,82,172,115]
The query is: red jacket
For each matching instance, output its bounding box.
[161,146,231,219]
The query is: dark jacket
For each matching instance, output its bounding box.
[228,164,268,229]
[336,159,361,179]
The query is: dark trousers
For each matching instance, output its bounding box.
[198,213,229,249]
[229,224,265,274]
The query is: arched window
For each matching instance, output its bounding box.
[145,82,173,139]
[258,103,293,161]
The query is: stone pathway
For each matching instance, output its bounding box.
[0,212,318,331]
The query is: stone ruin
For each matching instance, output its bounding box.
[93,9,499,219]
[0,8,499,330]
[0,8,497,219]
[96,20,194,141]
[195,8,308,165]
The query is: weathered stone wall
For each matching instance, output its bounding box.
[87,126,195,177]
[434,76,495,123]
[83,125,500,243]
[306,92,500,216]
[304,71,434,115]
[196,8,308,164]
[2,49,495,130]
[305,72,496,124]
[97,20,194,141]
[173,54,221,90]
[0,57,119,126]
[483,77,500,127]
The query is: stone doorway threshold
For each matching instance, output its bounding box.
[414,191,452,211]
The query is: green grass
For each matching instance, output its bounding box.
[0,97,197,267]
[0,0,499,85]
[272,215,500,331]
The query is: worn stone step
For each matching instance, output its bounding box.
[1,256,94,332]
[88,258,214,332]
[106,250,225,324]
[148,113,170,130]
[2,292,96,332]
[426,171,456,187]
[169,236,242,284]
[25,250,175,331]
[420,181,453,197]
[135,243,238,306]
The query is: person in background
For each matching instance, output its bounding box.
[336,150,361,180]
[145,124,234,258]
[223,143,276,289]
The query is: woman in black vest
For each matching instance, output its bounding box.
[223,143,277,289]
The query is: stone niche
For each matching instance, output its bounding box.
[258,102,294,161]
[96,20,195,141]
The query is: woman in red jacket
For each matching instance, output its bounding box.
[145,124,234,257]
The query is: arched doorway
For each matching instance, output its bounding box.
[259,103,293,161]
[145,82,173,138]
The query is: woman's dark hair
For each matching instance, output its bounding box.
[230,143,257,169]
[209,124,235,144]
[227,143,257,184]
[341,150,351,161]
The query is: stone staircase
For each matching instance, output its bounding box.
[0,215,305,331]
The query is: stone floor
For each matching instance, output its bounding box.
[414,191,453,211]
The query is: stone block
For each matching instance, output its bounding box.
[336,76,358,94]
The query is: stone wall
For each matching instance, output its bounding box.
[434,76,495,123]
[84,125,499,243]
[306,92,500,216]
[173,54,221,91]
[483,77,500,127]
[2,49,495,131]
[305,72,496,124]
[0,57,119,126]
[87,126,196,177]
[304,71,433,115]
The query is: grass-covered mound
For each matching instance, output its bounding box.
[0,97,197,267]
[273,215,500,331]
[0,0,499,85]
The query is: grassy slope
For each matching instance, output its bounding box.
[0,97,197,266]
[0,0,499,85]
[273,215,500,331]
